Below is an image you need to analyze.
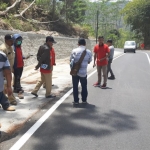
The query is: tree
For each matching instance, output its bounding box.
[122,0,150,49]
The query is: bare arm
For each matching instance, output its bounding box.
[93,53,97,67]
[3,69,12,96]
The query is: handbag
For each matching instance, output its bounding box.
[70,49,86,76]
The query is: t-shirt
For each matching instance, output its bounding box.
[0,51,10,92]
[109,45,114,60]
[70,46,92,77]
[16,47,24,68]
[93,44,110,66]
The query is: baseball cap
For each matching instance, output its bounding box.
[5,34,13,40]
[46,36,56,43]
[78,38,86,45]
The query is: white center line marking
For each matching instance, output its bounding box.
[9,53,125,150]
[140,52,150,65]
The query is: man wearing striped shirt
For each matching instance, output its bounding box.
[0,51,15,111]
[70,38,92,104]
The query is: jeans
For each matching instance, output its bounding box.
[72,75,88,102]
[0,91,9,110]
[107,60,114,77]
[14,67,23,91]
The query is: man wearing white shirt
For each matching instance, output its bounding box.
[70,38,92,104]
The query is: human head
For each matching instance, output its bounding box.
[98,36,104,45]
[13,34,23,47]
[107,39,113,46]
[46,36,56,48]
[78,38,86,46]
[5,34,13,46]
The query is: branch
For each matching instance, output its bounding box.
[21,0,35,16]
[0,0,22,16]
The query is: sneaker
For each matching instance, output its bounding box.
[18,91,24,99]
[101,84,107,89]
[93,82,100,87]
[46,94,56,98]
[31,92,38,97]
[108,76,115,80]
[73,102,79,105]
[5,106,15,111]
[82,101,87,104]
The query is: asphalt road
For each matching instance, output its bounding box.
[1,50,150,150]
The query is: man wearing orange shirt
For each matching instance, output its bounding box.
[93,36,110,89]
[31,36,56,98]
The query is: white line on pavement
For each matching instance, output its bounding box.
[140,52,150,65]
[9,53,125,150]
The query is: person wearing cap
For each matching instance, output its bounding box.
[0,51,15,111]
[70,38,92,104]
[0,34,17,105]
[107,39,115,80]
[93,36,110,89]
[31,36,56,98]
[12,34,30,99]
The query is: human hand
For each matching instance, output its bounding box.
[93,64,96,68]
[7,87,13,96]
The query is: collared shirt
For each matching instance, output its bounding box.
[70,46,92,77]
[0,43,14,71]
[0,51,10,92]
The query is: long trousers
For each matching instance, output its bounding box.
[97,65,107,84]
[32,72,52,97]
[72,75,88,103]
[14,67,23,92]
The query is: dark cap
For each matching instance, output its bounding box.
[107,39,113,43]
[46,36,56,43]
[5,34,13,40]
[78,38,86,45]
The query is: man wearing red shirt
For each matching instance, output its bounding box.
[31,36,56,98]
[93,36,110,89]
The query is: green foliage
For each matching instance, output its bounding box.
[0,2,8,11]
[122,0,150,48]
[4,16,36,32]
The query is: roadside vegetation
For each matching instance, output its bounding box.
[0,0,149,48]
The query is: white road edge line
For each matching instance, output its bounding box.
[140,51,150,65]
[9,53,125,150]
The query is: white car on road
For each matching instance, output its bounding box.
[124,41,136,53]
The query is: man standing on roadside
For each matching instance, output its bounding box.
[107,39,115,80]
[0,34,17,105]
[70,38,92,104]
[93,36,110,89]
[0,51,15,111]
[31,36,56,98]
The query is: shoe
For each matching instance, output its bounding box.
[5,106,15,111]
[18,91,24,99]
[108,76,115,80]
[10,100,17,105]
[73,102,79,105]
[82,101,87,104]
[13,88,24,93]
[101,84,107,89]
[46,94,56,98]
[31,92,38,97]
[93,82,100,87]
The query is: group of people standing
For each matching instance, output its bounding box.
[0,34,115,110]
[71,36,115,104]
[0,34,30,112]
[0,34,57,112]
